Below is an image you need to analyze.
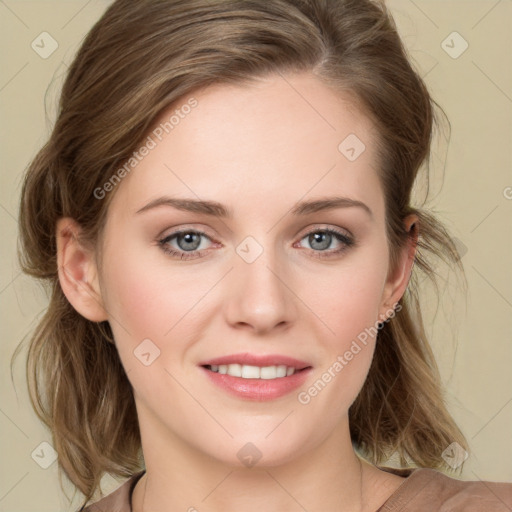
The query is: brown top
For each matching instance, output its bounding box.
[78,466,512,512]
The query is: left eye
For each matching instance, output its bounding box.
[158,230,212,259]
[294,228,355,259]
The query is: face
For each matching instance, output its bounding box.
[88,72,408,468]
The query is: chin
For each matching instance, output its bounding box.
[202,432,311,470]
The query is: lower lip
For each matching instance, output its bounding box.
[199,366,312,400]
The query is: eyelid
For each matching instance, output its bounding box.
[296,223,353,240]
[157,223,217,240]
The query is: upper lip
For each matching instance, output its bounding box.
[199,352,312,370]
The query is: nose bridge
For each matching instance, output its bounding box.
[224,234,297,332]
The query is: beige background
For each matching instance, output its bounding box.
[1,0,511,510]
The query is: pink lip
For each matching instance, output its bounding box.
[199,366,313,401]
[198,352,312,370]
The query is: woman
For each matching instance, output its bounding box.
[14,0,512,511]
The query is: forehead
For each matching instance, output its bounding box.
[108,72,384,220]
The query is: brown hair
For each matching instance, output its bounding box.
[12,0,468,508]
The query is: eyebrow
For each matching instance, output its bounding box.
[135,195,373,218]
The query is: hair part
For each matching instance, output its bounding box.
[13,0,468,507]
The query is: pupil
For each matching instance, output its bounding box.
[180,232,200,250]
[311,232,330,250]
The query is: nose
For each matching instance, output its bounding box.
[223,245,299,334]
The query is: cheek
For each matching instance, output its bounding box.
[305,247,388,347]
[98,241,216,370]
[102,266,167,343]
[297,246,388,407]
[98,240,163,349]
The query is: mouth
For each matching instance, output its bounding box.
[198,355,314,400]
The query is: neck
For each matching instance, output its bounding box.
[132,411,371,512]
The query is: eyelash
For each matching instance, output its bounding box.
[158,226,355,261]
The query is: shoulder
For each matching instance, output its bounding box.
[77,471,145,512]
[378,467,512,511]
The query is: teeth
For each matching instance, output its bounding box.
[242,365,260,378]
[208,364,298,379]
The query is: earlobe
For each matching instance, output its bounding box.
[379,214,419,322]
[56,217,108,322]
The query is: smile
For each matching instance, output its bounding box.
[204,364,300,379]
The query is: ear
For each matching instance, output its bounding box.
[378,214,419,322]
[56,217,108,322]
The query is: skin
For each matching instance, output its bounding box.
[57,72,418,511]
